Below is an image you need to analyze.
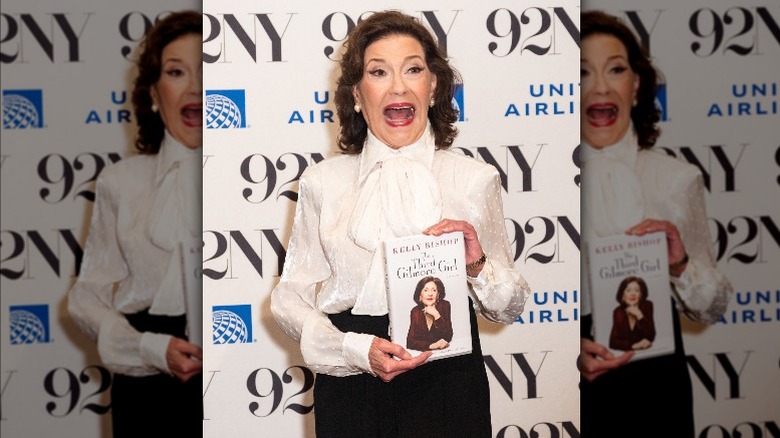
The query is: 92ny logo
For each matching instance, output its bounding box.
[611,8,780,57]
[1,366,111,420]
[36,152,123,203]
[486,7,579,57]
[1,11,187,62]
[1,229,83,280]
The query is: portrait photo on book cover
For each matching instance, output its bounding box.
[608,275,655,352]
[587,231,675,362]
[406,276,454,352]
[384,231,473,361]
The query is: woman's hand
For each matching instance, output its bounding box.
[579,338,634,382]
[632,339,652,350]
[625,305,644,320]
[429,339,450,350]
[424,219,485,276]
[166,337,202,382]
[626,218,688,277]
[369,337,432,382]
[423,305,441,320]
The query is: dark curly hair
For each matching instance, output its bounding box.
[582,10,662,148]
[131,10,201,154]
[412,276,447,306]
[615,275,649,307]
[334,10,461,154]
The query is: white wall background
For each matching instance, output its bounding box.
[583,1,780,436]
[6,2,773,438]
[1,2,197,437]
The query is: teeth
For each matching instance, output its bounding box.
[384,106,415,119]
[587,106,616,119]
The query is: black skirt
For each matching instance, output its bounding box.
[110,310,203,438]
[313,299,492,438]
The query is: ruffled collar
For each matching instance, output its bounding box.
[154,131,202,185]
[357,124,436,184]
[348,123,442,315]
[581,128,639,169]
[581,128,645,238]
[145,130,202,315]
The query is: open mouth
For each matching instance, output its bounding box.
[586,103,618,127]
[181,102,203,127]
[383,103,415,126]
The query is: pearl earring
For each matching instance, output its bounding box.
[152,103,158,113]
[354,104,361,113]
[429,98,435,108]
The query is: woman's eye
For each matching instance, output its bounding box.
[408,66,424,74]
[368,69,386,77]
[610,65,628,74]
[166,68,184,77]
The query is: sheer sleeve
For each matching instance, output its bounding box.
[67,170,170,376]
[270,170,373,376]
[465,167,531,324]
[670,173,734,324]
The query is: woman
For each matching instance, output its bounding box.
[608,276,655,351]
[67,11,203,437]
[406,276,453,352]
[270,10,530,438]
[578,10,734,437]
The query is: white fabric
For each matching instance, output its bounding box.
[348,127,443,314]
[67,132,202,376]
[146,133,202,314]
[581,131,644,237]
[581,128,734,323]
[270,128,531,376]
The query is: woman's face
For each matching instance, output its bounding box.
[353,34,437,149]
[622,281,642,305]
[151,33,202,149]
[419,281,439,306]
[581,33,639,149]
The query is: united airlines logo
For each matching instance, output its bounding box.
[212,304,252,344]
[205,89,246,128]
[2,89,44,129]
[452,83,465,122]
[9,304,50,344]
[655,83,668,122]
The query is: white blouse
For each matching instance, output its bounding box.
[68,133,201,376]
[270,130,531,377]
[581,131,734,325]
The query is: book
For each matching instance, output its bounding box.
[383,231,473,361]
[181,239,203,347]
[586,231,675,362]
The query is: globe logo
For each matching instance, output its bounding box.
[451,96,462,120]
[3,94,40,129]
[451,83,465,121]
[9,309,47,344]
[205,94,242,128]
[212,309,249,344]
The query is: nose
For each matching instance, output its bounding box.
[592,71,608,94]
[390,72,408,95]
[190,67,202,95]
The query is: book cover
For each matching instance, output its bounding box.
[181,239,203,347]
[586,231,675,362]
[383,231,473,361]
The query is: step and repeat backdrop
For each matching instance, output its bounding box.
[201,1,581,437]
[583,1,780,436]
[0,1,196,437]
[3,1,777,437]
